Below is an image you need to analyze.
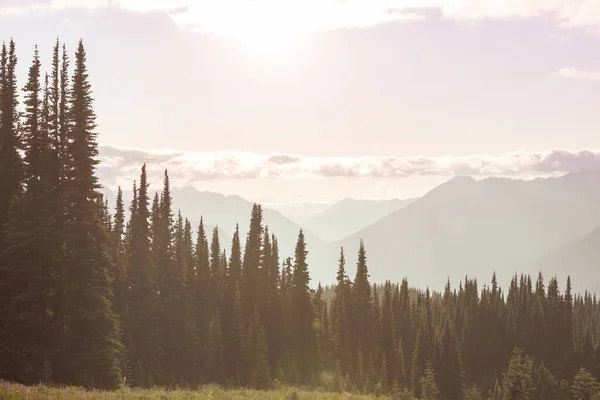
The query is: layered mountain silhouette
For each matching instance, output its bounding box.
[328,172,600,292]
[101,171,600,292]
[303,197,417,241]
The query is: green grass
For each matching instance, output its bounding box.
[0,381,385,399]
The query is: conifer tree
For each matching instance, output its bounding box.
[247,309,272,390]
[0,42,22,380]
[420,363,440,400]
[572,367,600,400]
[125,163,158,387]
[203,312,225,384]
[381,280,396,388]
[502,347,534,400]
[157,173,189,386]
[242,204,263,319]
[266,233,285,374]
[0,39,21,248]
[61,40,122,389]
[111,187,126,322]
[352,240,372,359]
[332,247,352,373]
[290,230,317,383]
[223,224,243,380]
[210,226,222,316]
[195,217,210,329]
[1,46,56,384]
[437,317,464,400]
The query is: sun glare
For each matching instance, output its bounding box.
[182,1,311,61]
[236,25,303,60]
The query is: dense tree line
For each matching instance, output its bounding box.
[1,39,600,399]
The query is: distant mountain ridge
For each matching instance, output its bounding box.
[327,172,600,293]
[101,172,600,292]
[534,227,600,293]
[303,197,417,242]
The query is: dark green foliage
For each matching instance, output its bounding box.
[203,313,225,384]
[124,164,158,387]
[351,241,372,359]
[420,363,439,400]
[572,368,600,400]
[502,347,534,400]
[242,204,263,320]
[436,318,464,399]
[290,230,317,384]
[247,308,272,390]
[1,47,54,385]
[60,40,122,389]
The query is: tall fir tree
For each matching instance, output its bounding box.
[290,230,317,384]
[61,40,122,388]
[1,47,57,384]
[352,240,372,364]
[125,163,159,387]
[242,204,263,320]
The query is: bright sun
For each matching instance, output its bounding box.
[202,1,309,61]
[235,25,302,60]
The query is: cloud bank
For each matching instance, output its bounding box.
[553,68,600,81]
[5,0,600,34]
[97,145,600,188]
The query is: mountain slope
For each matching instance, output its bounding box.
[328,172,600,290]
[534,227,600,293]
[303,198,417,242]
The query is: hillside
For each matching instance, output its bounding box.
[329,172,600,291]
[534,227,600,293]
[303,197,417,242]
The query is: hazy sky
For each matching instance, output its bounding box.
[2,0,600,204]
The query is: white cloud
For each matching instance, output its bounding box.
[553,67,600,80]
[5,0,600,32]
[97,145,600,188]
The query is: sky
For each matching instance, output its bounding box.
[2,0,600,206]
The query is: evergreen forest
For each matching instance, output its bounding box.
[1,39,600,400]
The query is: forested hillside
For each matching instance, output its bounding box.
[1,39,600,400]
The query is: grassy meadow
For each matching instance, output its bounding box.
[0,381,387,399]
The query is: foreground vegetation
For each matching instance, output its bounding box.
[0,381,384,400]
[1,38,600,400]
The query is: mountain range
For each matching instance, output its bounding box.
[101,171,600,293]
[302,197,417,242]
[331,172,600,293]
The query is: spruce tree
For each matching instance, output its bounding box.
[195,217,210,322]
[290,229,317,384]
[420,363,440,400]
[332,247,352,373]
[111,187,126,323]
[125,163,158,387]
[381,280,396,389]
[1,47,56,384]
[223,224,243,381]
[502,347,534,400]
[203,313,225,384]
[352,240,372,359]
[242,204,263,319]
[210,226,222,316]
[247,308,272,390]
[61,40,122,389]
[437,317,464,400]
[0,39,21,248]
